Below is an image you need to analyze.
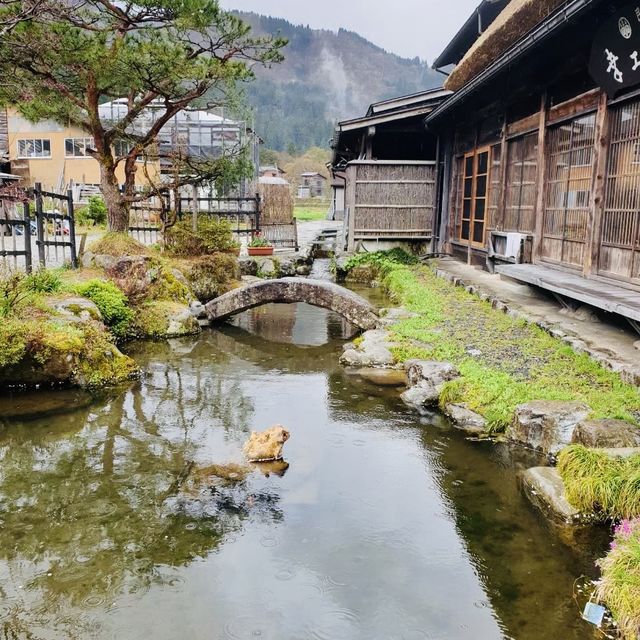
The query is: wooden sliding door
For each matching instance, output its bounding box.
[460,147,490,246]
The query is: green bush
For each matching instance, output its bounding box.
[165,217,237,256]
[76,195,107,226]
[74,279,132,338]
[22,268,63,294]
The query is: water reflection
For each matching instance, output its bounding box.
[0,301,606,639]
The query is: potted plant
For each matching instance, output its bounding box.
[247,235,274,256]
[226,240,241,257]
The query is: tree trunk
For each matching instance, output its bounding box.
[100,162,129,232]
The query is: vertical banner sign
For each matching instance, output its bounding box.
[589,2,640,97]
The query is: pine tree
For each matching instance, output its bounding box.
[0,1,285,231]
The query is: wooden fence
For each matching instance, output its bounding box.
[0,183,77,272]
[344,160,437,250]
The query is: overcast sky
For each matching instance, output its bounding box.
[220,1,479,63]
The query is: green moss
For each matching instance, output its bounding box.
[596,519,640,640]
[88,232,148,256]
[131,303,170,338]
[145,258,191,304]
[0,314,138,389]
[364,257,640,432]
[557,446,640,520]
[74,322,139,387]
[73,280,133,338]
[177,254,240,301]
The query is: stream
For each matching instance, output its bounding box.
[0,273,609,639]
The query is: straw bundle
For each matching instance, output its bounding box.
[445,0,567,92]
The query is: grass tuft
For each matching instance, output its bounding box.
[88,232,148,257]
[557,445,640,520]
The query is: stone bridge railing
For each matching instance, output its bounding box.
[205,278,379,331]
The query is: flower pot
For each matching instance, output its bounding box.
[248,247,274,256]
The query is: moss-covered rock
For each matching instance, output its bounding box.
[173,254,240,302]
[130,301,200,339]
[0,316,138,389]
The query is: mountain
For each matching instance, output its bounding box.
[236,13,443,152]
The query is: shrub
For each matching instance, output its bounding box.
[22,268,63,294]
[557,445,640,520]
[74,279,133,338]
[76,195,107,226]
[0,271,29,318]
[596,519,640,640]
[165,217,236,256]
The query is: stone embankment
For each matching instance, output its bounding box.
[339,313,640,530]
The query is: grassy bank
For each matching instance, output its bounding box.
[343,250,640,636]
[344,251,640,432]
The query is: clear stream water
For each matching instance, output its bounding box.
[0,283,609,639]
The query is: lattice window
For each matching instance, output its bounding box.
[451,156,464,240]
[488,145,502,230]
[601,99,640,281]
[504,133,538,232]
[542,113,596,267]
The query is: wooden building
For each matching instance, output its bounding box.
[425,0,640,328]
[298,172,327,198]
[330,89,450,251]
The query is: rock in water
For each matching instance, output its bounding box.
[243,425,290,462]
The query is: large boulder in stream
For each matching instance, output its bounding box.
[520,467,596,526]
[572,419,640,449]
[400,360,460,412]
[508,401,591,455]
[340,330,397,368]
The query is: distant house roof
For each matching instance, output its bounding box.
[260,165,285,174]
[259,176,289,186]
[432,0,510,70]
[301,172,326,179]
[336,88,452,134]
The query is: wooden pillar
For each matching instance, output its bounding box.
[346,164,357,252]
[532,92,548,263]
[496,117,509,232]
[585,90,610,278]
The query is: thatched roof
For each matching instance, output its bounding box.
[445,0,568,92]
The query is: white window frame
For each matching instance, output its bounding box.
[17,138,51,159]
[65,137,94,158]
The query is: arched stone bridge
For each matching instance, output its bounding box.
[205,278,379,331]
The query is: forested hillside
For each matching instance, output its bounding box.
[237,13,443,151]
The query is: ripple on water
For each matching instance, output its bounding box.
[275,567,295,581]
[83,594,106,608]
[259,535,278,548]
[307,608,361,640]
[223,616,267,639]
